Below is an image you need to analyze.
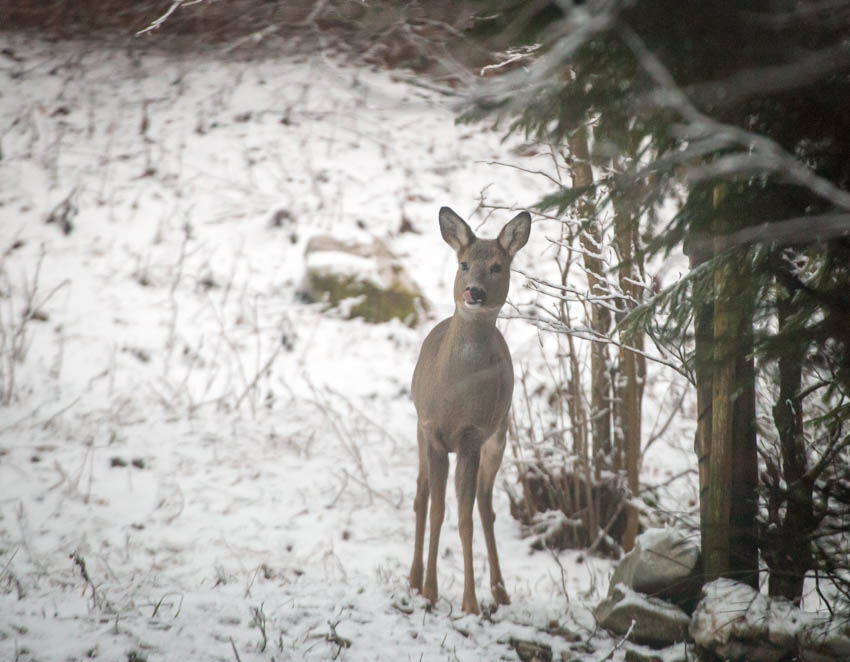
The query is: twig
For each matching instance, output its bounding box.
[221,25,280,55]
[587,498,626,556]
[545,544,571,607]
[70,550,99,607]
[0,395,80,434]
[597,618,635,660]
[479,45,541,76]
[234,340,284,414]
[504,311,688,376]
[0,547,18,582]
[251,604,268,652]
[136,0,204,36]
[230,637,242,662]
[326,620,351,660]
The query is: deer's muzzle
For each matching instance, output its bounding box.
[463,287,487,306]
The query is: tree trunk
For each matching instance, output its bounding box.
[729,315,758,589]
[568,125,612,480]
[693,294,714,555]
[685,224,714,564]
[768,278,813,603]
[613,190,644,552]
[704,193,758,586]
[555,210,595,541]
[705,258,735,580]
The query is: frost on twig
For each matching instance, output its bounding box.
[136,0,205,36]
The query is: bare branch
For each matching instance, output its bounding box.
[136,0,204,36]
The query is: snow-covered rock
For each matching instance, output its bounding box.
[607,527,702,612]
[798,617,850,662]
[692,578,850,661]
[691,578,799,661]
[301,235,426,326]
[594,584,691,647]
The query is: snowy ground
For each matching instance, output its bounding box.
[0,35,695,661]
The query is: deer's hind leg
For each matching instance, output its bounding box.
[423,438,449,605]
[409,422,429,592]
[477,423,511,605]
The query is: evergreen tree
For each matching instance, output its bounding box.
[466,0,850,605]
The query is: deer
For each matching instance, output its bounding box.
[408,206,531,615]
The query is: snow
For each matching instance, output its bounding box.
[0,34,696,661]
[690,578,796,657]
[306,249,379,281]
[690,578,850,662]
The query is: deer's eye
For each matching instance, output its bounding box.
[490,263,502,274]
[460,262,469,271]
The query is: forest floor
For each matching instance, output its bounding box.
[0,32,696,661]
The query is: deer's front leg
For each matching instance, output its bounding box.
[409,423,429,593]
[456,448,481,615]
[424,443,448,606]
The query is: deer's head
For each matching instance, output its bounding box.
[438,207,531,318]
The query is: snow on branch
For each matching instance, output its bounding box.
[136,0,205,36]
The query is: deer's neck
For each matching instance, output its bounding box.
[441,310,498,363]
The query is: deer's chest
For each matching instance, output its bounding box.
[415,351,513,452]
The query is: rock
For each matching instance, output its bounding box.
[608,527,702,613]
[690,578,797,662]
[508,638,553,662]
[624,649,663,662]
[692,578,850,662]
[301,235,426,326]
[594,584,691,648]
[625,644,689,662]
[798,616,850,662]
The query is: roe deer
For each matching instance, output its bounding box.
[409,206,531,614]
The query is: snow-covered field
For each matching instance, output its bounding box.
[0,35,694,661]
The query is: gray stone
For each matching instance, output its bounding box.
[607,527,702,613]
[508,638,553,662]
[594,584,691,648]
[799,617,850,662]
[624,650,663,662]
[631,528,700,592]
[690,578,796,662]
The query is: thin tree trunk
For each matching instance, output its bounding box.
[568,125,612,480]
[556,218,595,541]
[769,278,813,603]
[685,195,715,574]
[693,293,714,553]
[613,191,643,552]
[729,316,758,589]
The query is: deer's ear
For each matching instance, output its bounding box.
[439,207,475,252]
[498,211,531,257]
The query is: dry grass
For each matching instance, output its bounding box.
[3,0,485,72]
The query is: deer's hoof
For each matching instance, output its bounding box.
[423,583,438,606]
[409,566,423,592]
[462,594,480,615]
[492,583,511,606]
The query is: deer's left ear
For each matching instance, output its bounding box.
[498,211,531,257]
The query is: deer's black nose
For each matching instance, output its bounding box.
[467,287,487,304]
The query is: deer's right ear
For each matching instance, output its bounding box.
[439,207,475,252]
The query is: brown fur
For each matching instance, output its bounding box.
[409,206,530,614]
